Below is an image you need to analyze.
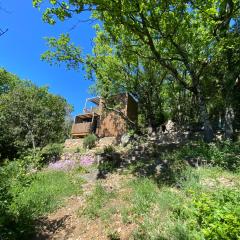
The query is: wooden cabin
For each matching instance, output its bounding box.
[71,93,138,138]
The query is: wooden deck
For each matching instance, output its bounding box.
[71,122,92,137]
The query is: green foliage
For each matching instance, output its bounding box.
[173,141,240,171]
[42,34,83,70]
[0,161,82,240]
[189,190,240,240]
[81,184,115,219]
[40,143,63,165]
[0,160,36,239]
[129,179,158,216]
[0,69,72,160]
[157,151,189,185]
[83,134,97,149]
[129,167,240,240]
[171,186,240,240]
[10,170,80,217]
[34,0,240,140]
[107,230,121,240]
[132,197,182,239]
[98,149,122,174]
[0,68,19,95]
[103,145,115,154]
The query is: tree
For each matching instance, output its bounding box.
[33,0,240,141]
[0,1,9,37]
[0,70,72,160]
[85,27,169,130]
[0,28,8,37]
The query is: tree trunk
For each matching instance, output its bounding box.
[199,95,214,142]
[224,107,234,139]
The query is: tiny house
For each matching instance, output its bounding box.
[71,94,138,138]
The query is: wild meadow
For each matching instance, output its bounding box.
[1,0,240,239]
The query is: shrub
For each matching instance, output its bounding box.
[157,151,188,185]
[40,143,63,165]
[18,143,64,169]
[209,141,240,171]
[0,160,35,240]
[177,189,240,240]
[83,134,97,149]
[165,141,240,172]
[103,145,115,154]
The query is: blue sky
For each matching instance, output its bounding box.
[0,0,96,116]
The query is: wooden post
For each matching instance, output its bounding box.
[84,98,88,113]
[91,112,95,133]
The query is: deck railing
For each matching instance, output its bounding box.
[83,106,100,114]
[71,122,92,136]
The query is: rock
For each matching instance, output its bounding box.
[121,134,131,146]
[163,159,168,164]
[97,137,117,148]
[64,139,83,149]
[149,136,157,141]
[147,126,153,134]
[165,120,175,132]
[155,164,162,175]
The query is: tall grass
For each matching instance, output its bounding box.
[81,183,116,219]
[1,169,82,240]
[129,167,240,240]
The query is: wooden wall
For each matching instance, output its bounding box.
[97,94,138,138]
[97,94,126,137]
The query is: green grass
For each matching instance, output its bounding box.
[10,170,82,217]
[2,170,82,240]
[75,163,240,239]
[81,183,116,219]
[128,167,240,240]
[129,178,159,216]
[73,140,240,239]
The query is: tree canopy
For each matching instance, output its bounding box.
[33,0,240,141]
[0,68,72,160]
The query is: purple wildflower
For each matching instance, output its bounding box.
[48,159,77,171]
[80,155,95,166]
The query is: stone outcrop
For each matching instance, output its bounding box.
[97,137,117,148]
[64,139,83,149]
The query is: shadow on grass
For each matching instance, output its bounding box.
[33,215,71,240]
[97,142,187,186]
[1,208,71,240]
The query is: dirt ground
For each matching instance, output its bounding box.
[34,172,135,240]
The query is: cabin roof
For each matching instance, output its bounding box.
[87,96,100,105]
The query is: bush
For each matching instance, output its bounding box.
[192,190,240,239]
[83,134,97,149]
[156,151,188,185]
[166,141,240,171]
[173,189,240,240]
[208,141,240,171]
[103,145,115,154]
[17,143,63,169]
[0,160,35,240]
[40,143,63,165]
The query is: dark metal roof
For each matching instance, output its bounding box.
[87,96,100,105]
[76,112,99,119]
